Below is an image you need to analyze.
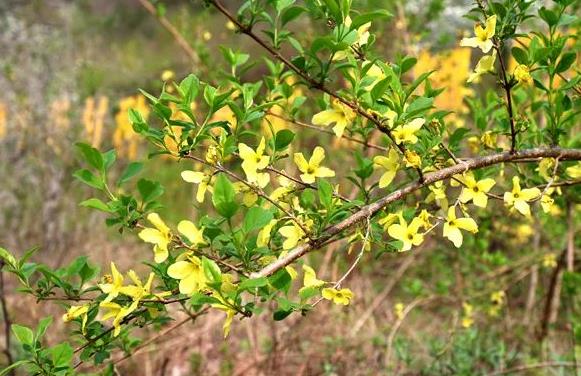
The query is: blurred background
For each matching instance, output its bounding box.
[0,0,578,375]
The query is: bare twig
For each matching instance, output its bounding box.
[137,0,199,63]
[486,361,579,375]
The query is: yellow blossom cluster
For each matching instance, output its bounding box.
[82,96,109,148]
[113,95,150,160]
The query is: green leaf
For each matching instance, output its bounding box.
[370,77,391,102]
[73,169,104,190]
[202,257,222,284]
[75,143,104,171]
[511,47,529,65]
[102,149,116,171]
[275,129,295,151]
[0,247,17,268]
[273,309,293,321]
[269,269,292,293]
[36,317,52,340]
[50,342,74,368]
[238,277,268,292]
[351,10,393,29]
[137,179,164,203]
[79,198,113,213]
[12,324,34,346]
[179,74,200,104]
[212,174,238,218]
[281,6,306,26]
[243,207,274,233]
[555,52,576,73]
[318,179,333,209]
[538,7,558,27]
[117,162,144,185]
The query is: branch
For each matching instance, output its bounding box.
[486,361,579,376]
[250,147,581,278]
[137,0,199,63]
[0,262,14,375]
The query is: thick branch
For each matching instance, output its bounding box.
[250,147,581,278]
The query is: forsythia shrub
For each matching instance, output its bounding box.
[1,0,580,374]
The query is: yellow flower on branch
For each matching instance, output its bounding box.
[238,137,270,187]
[392,118,425,145]
[461,302,474,328]
[442,207,478,248]
[404,150,422,169]
[458,173,496,208]
[99,301,138,337]
[177,220,207,247]
[300,265,325,293]
[566,163,581,178]
[138,213,172,263]
[256,219,277,248]
[333,15,371,60]
[387,216,424,252]
[279,221,308,250]
[427,181,448,210]
[167,253,207,295]
[503,176,541,216]
[62,305,89,334]
[373,148,400,188]
[294,146,335,184]
[322,287,354,305]
[98,262,125,302]
[467,52,496,83]
[120,271,170,302]
[181,170,211,203]
[394,302,405,320]
[233,182,259,207]
[514,64,533,85]
[311,99,356,138]
[542,253,558,268]
[460,15,497,53]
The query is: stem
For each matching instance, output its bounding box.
[0,262,14,375]
[495,45,517,153]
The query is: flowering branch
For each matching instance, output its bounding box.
[251,147,581,278]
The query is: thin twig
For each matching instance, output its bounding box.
[486,361,579,375]
[0,262,14,375]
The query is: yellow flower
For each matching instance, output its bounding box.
[238,137,270,187]
[311,99,356,138]
[481,131,497,148]
[458,173,496,208]
[461,302,474,328]
[177,220,207,247]
[373,148,399,188]
[256,219,277,248]
[270,175,295,204]
[294,146,335,184]
[226,21,236,31]
[167,253,207,295]
[443,207,478,248]
[333,15,371,60]
[489,290,506,317]
[62,305,89,334]
[467,52,496,83]
[138,213,172,263]
[378,212,399,231]
[540,193,555,214]
[542,253,557,268]
[98,262,124,302]
[460,15,497,53]
[120,271,170,302]
[417,209,433,230]
[300,265,325,293]
[322,287,354,305]
[404,150,422,169]
[537,158,555,181]
[566,163,581,178]
[427,181,448,210]
[514,64,532,85]
[392,118,425,144]
[100,301,138,337]
[279,221,308,250]
[387,216,424,252]
[394,302,405,320]
[233,182,258,206]
[202,31,212,41]
[503,176,541,216]
[161,70,175,81]
[181,170,211,203]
